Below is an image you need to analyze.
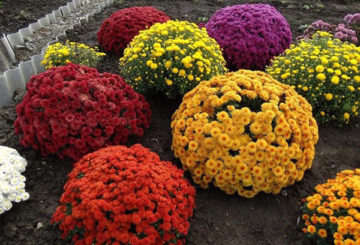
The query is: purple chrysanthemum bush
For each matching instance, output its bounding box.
[298,13,360,44]
[205,4,292,71]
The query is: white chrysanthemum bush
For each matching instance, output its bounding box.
[0,146,29,214]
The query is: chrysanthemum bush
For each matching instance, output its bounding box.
[52,144,196,245]
[41,41,105,69]
[345,13,360,43]
[301,169,360,245]
[205,4,292,71]
[171,70,319,198]
[267,31,360,126]
[0,146,29,215]
[119,20,227,98]
[14,63,151,161]
[298,13,360,45]
[97,6,170,55]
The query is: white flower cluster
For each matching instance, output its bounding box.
[0,146,29,214]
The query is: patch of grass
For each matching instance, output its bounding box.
[198,16,208,22]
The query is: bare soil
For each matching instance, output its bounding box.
[0,0,360,245]
[0,0,70,34]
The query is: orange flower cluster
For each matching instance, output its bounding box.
[302,169,360,245]
[52,144,196,245]
[171,70,318,198]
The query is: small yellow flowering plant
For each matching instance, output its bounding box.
[41,41,105,69]
[171,70,318,198]
[267,31,360,126]
[119,20,227,98]
[301,169,360,245]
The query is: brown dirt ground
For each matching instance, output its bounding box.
[0,0,70,34]
[1,0,360,244]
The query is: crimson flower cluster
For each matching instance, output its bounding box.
[97,6,170,55]
[52,144,196,245]
[205,4,292,71]
[197,23,206,28]
[14,63,151,161]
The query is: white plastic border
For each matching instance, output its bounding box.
[0,0,114,107]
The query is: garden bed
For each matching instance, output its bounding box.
[0,0,360,244]
[0,0,71,34]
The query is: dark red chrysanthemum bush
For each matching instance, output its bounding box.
[52,144,196,245]
[14,63,151,160]
[97,6,170,55]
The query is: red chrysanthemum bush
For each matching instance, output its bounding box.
[14,63,151,160]
[97,6,170,55]
[52,144,196,245]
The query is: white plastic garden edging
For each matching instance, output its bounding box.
[0,0,115,107]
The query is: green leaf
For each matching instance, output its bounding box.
[65,203,72,215]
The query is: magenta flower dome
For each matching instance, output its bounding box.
[206,4,292,71]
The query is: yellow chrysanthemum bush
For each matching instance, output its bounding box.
[301,169,360,245]
[171,70,319,198]
[119,20,227,98]
[41,41,105,69]
[267,31,360,126]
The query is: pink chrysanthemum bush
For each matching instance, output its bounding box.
[298,13,360,45]
[14,63,151,160]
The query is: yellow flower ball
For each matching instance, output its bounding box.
[315,65,325,73]
[267,31,360,126]
[171,70,318,198]
[316,73,326,81]
[41,41,104,69]
[119,20,227,98]
[165,60,172,69]
[331,75,340,85]
[165,79,173,86]
[150,63,158,69]
[325,93,333,101]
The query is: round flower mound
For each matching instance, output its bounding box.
[0,146,29,215]
[205,4,292,71]
[171,70,319,198]
[119,20,227,98]
[41,41,105,69]
[297,20,358,45]
[301,169,360,245]
[267,31,360,126]
[14,63,151,160]
[97,6,170,55]
[52,144,196,245]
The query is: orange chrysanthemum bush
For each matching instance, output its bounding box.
[171,70,319,198]
[301,169,360,245]
[51,144,196,245]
